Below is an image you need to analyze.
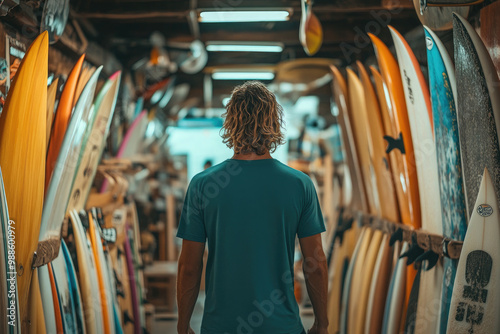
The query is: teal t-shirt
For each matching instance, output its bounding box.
[177,158,326,334]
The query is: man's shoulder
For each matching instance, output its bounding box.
[191,160,241,182]
[272,160,314,186]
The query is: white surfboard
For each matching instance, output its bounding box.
[447,168,500,333]
[389,25,442,234]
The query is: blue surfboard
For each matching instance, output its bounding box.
[62,239,86,334]
[424,26,468,332]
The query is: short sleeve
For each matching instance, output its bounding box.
[297,179,326,239]
[176,177,206,243]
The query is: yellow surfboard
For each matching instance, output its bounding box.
[0,31,48,326]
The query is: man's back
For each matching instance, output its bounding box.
[177,158,325,334]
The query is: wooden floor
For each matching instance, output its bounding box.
[153,293,315,333]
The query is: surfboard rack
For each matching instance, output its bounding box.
[338,207,464,261]
[31,218,67,269]
[31,237,61,269]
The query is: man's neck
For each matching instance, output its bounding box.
[232,151,272,160]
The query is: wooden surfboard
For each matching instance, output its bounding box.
[27,268,45,334]
[351,229,383,334]
[329,66,367,212]
[70,210,104,334]
[46,54,85,188]
[39,66,102,243]
[447,168,500,333]
[420,25,467,333]
[357,62,400,222]
[66,72,121,214]
[0,31,48,325]
[364,234,393,334]
[346,69,380,215]
[88,209,114,334]
[327,222,360,333]
[369,33,421,230]
[339,226,365,333]
[347,227,373,333]
[47,78,59,147]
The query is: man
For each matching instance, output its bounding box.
[177,81,328,334]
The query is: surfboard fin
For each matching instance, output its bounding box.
[400,241,424,266]
[384,132,405,154]
[389,227,404,246]
[415,249,440,270]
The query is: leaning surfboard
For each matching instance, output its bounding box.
[38,66,103,242]
[447,168,500,333]
[422,25,468,333]
[453,13,500,219]
[0,31,48,325]
[66,71,122,214]
[46,54,85,188]
[369,33,421,229]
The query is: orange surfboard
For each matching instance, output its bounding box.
[46,54,85,188]
[48,264,64,333]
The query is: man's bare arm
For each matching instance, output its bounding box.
[177,239,205,334]
[299,234,329,333]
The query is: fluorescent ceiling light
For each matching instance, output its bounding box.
[199,10,290,23]
[206,43,283,53]
[212,71,275,80]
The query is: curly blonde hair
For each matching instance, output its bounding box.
[221,81,285,155]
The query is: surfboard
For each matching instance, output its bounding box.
[100,110,148,193]
[61,239,87,334]
[347,226,374,333]
[38,66,102,243]
[339,226,366,333]
[124,225,141,334]
[389,25,441,234]
[70,210,104,334]
[351,229,383,334]
[66,72,121,214]
[46,54,85,188]
[48,264,64,333]
[346,69,380,215]
[39,266,57,334]
[47,78,59,147]
[421,25,467,333]
[389,26,442,313]
[382,241,408,334]
[369,33,421,230]
[365,234,393,334]
[128,203,146,328]
[74,66,96,109]
[303,0,323,56]
[0,31,48,326]
[453,13,500,218]
[329,66,367,212]
[447,168,500,333]
[357,62,400,223]
[88,209,114,334]
[51,242,77,332]
[27,267,45,334]
[327,224,357,333]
